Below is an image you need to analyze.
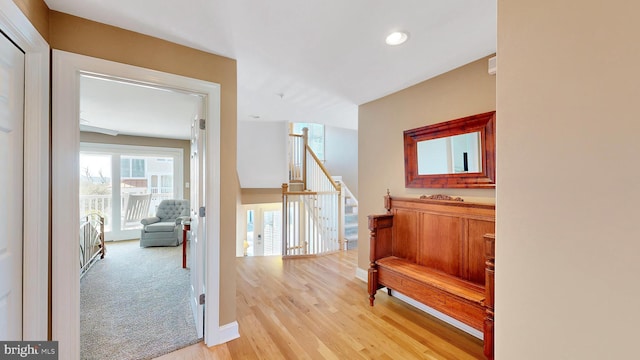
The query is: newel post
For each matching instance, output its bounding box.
[281,183,289,256]
[302,127,309,190]
[336,182,345,250]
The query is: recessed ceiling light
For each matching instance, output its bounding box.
[385,31,409,46]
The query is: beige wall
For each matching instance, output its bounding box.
[48,11,238,326]
[241,188,282,205]
[497,1,640,359]
[357,56,496,270]
[80,133,190,197]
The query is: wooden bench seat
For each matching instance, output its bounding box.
[368,194,495,358]
[377,256,484,302]
[376,256,485,330]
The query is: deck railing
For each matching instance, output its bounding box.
[79,193,172,232]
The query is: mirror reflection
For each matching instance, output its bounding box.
[417,132,482,175]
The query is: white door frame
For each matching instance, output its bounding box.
[0,0,50,341]
[52,50,225,359]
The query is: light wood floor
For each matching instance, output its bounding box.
[155,250,483,360]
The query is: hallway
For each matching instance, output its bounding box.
[157,250,483,359]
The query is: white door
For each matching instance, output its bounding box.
[189,116,206,338]
[247,204,282,257]
[0,32,25,340]
[261,208,282,256]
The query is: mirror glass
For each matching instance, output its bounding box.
[417,132,482,175]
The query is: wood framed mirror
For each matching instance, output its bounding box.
[404,111,495,188]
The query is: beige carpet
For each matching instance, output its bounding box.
[80,240,200,360]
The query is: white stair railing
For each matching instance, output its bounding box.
[288,132,305,184]
[282,189,340,256]
[283,128,342,257]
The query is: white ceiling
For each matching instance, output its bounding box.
[80,75,202,139]
[46,0,497,138]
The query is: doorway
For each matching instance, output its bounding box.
[243,203,282,256]
[52,50,223,358]
[76,70,202,356]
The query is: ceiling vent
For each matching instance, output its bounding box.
[488,56,497,75]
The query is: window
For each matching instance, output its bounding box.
[121,157,146,178]
[293,122,325,161]
[80,143,183,241]
[160,175,173,193]
[80,153,113,232]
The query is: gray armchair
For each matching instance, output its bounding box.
[140,199,190,247]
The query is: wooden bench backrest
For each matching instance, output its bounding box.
[384,196,495,285]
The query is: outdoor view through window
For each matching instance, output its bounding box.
[80,152,175,240]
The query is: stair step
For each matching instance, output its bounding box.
[345,242,358,250]
[288,182,304,192]
[345,214,358,223]
[344,234,358,250]
[345,232,358,240]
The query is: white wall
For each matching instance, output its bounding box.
[324,125,358,197]
[237,122,357,200]
[237,120,288,188]
[497,1,640,358]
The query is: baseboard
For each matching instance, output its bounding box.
[390,290,483,340]
[355,267,368,282]
[355,266,482,339]
[218,321,240,343]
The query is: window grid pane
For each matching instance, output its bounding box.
[132,158,146,178]
[120,158,131,178]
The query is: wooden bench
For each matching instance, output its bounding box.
[368,194,495,356]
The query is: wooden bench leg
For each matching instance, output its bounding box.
[484,311,494,360]
[368,266,378,306]
[484,234,495,360]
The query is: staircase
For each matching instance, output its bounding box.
[282,128,358,257]
[333,176,358,250]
